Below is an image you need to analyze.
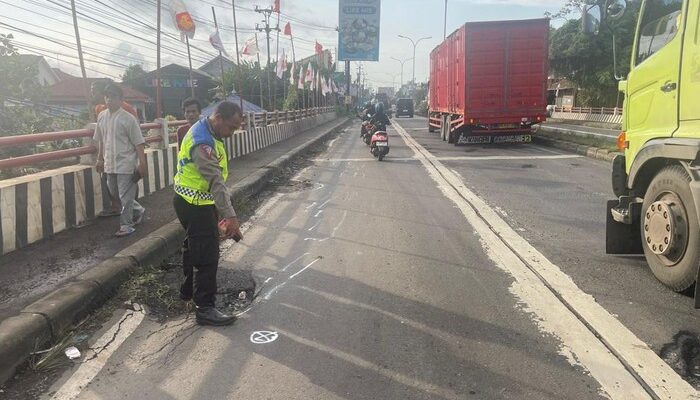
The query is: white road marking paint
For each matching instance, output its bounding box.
[250,331,279,344]
[393,121,699,400]
[280,253,311,272]
[305,201,318,210]
[312,155,582,162]
[307,220,322,231]
[303,237,329,242]
[51,308,145,400]
[318,198,332,209]
[272,326,465,400]
[313,209,324,218]
[331,210,348,237]
[289,257,322,280]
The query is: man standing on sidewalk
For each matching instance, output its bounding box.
[92,79,139,218]
[94,84,147,237]
[174,101,243,326]
[177,97,202,148]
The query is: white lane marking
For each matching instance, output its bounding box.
[393,121,698,400]
[317,198,331,209]
[250,331,279,344]
[312,155,582,162]
[51,308,145,400]
[289,257,322,280]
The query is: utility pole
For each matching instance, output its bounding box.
[69,0,92,121]
[155,0,162,118]
[255,6,280,109]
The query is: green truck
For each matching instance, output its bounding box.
[587,0,699,307]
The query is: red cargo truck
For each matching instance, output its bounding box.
[428,18,549,144]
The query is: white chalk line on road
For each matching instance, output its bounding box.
[393,121,698,400]
[51,307,145,400]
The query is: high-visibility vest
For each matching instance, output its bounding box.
[174,118,228,206]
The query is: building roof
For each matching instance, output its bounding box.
[202,91,265,114]
[51,68,74,81]
[48,78,151,103]
[198,55,236,76]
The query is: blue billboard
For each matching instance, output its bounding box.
[338,0,381,61]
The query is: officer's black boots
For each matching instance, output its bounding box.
[195,306,236,326]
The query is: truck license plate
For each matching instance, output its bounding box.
[493,135,532,143]
[458,135,492,144]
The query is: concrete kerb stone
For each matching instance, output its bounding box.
[0,116,349,386]
[21,280,101,342]
[534,135,622,162]
[0,313,52,384]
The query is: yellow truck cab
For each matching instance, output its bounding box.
[591,0,700,307]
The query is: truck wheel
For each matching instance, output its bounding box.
[641,165,700,292]
[447,130,456,144]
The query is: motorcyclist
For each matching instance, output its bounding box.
[361,100,376,120]
[369,102,391,132]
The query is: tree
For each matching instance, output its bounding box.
[121,64,146,84]
[548,1,641,106]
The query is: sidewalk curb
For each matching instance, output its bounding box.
[0,117,350,384]
[534,135,622,163]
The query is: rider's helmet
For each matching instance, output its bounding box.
[375,102,384,114]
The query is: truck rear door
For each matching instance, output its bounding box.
[625,0,684,169]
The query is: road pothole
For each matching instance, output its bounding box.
[659,330,700,388]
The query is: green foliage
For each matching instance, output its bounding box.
[121,64,146,84]
[549,1,641,106]
[284,84,299,110]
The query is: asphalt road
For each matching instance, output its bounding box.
[45,118,698,400]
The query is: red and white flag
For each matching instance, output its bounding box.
[276,49,287,79]
[314,41,323,55]
[170,0,195,41]
[283,22,292,36]
[209,30,228,57]
[272,0,280,13]
[305,64,313,83]
[289,62,295,85]
[241,36,259,56]
[298,64,305,89]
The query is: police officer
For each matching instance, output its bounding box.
[174,101,244,326]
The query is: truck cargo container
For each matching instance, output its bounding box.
[428,18,549,144]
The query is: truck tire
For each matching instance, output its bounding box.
[641,165,700,292]
[447,129,457,144]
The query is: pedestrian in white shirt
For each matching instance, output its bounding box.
[94,84,147,237]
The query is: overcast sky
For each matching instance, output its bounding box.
[3,0,569,89]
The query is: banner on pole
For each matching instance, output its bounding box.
[338,0,380,61]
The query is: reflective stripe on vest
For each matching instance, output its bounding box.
[173,118,228,205]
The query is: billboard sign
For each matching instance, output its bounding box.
[338,0,381,61]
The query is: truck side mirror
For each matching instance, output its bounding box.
[582,4,602,35]
[606,0,627,20]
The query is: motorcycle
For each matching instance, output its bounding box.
[370,129,389,161]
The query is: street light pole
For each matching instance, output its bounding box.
[444,0,448,39]
[398,34,431,88]
[390,56,412,91]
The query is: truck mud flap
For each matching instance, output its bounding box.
[606,200,643,255]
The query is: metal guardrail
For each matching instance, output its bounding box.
[553,106,622,115]
[0,107,334,170]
